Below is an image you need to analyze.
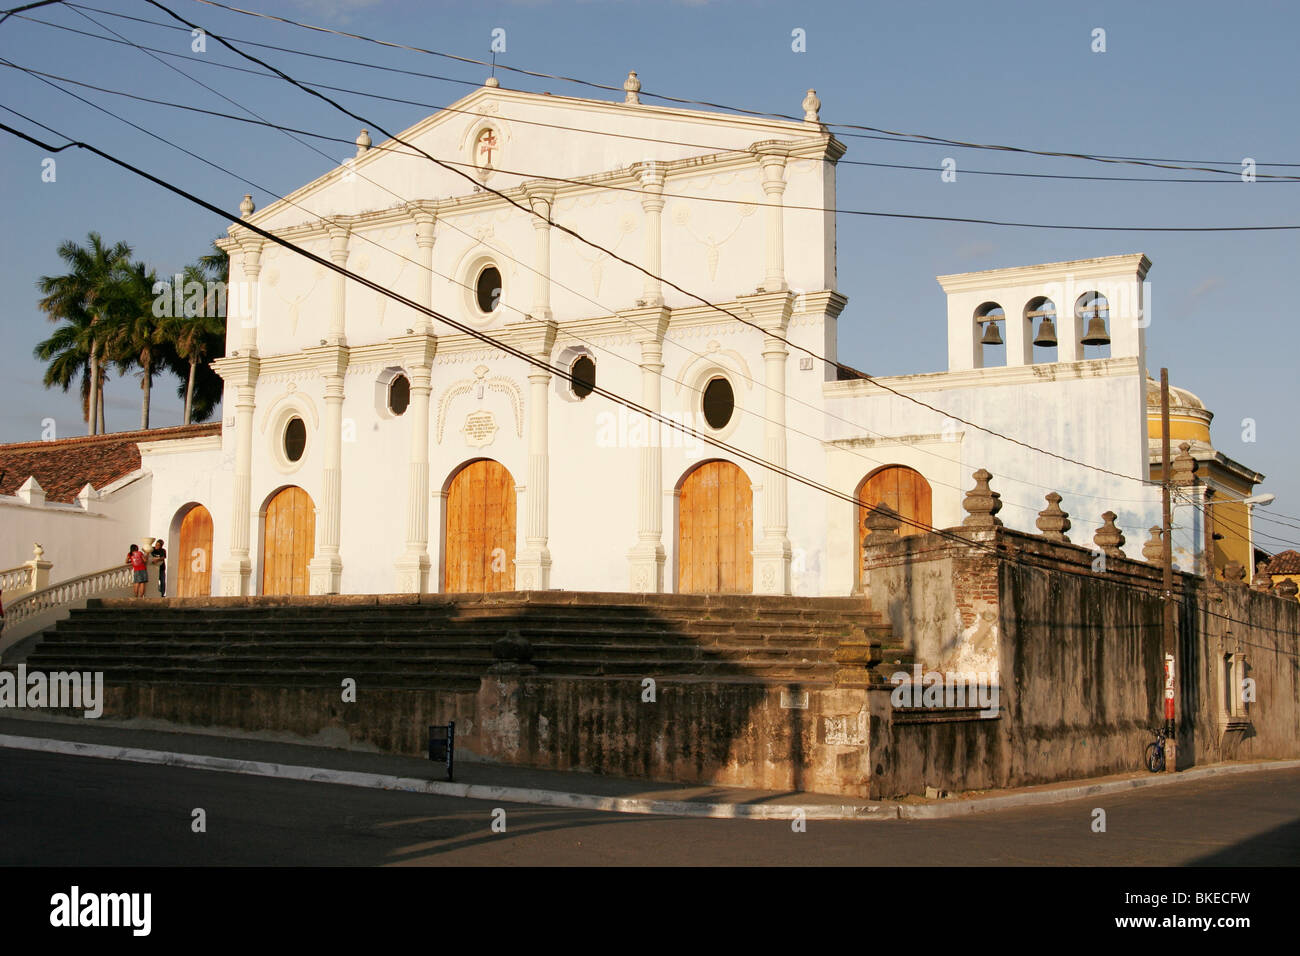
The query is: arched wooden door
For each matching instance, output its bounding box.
[677,460,753,594]
[856,465,932,586]
[177,504,213,597]
[445,460,516,592]
[261,486,315,596]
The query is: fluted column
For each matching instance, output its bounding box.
[409,204,436,331]
[510,311,558,589]
[528,191,554,320]
[740,290,794,594]
[218,239,263,596]
[623,306,671,591]
[760,151,788,292]
[308,226,350,594]
[640,167,665,306]
[392,332,437,592]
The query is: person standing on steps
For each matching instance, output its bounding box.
[126,544,148,598]
[150,538,168,599]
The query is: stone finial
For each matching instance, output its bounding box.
[961,469,1003,529]
[1035,492,1071,542]
[863,501,901,545]
[1093,511,1126,558]
[485,75,500,88]
[1253,561,1274,591]
[33,542,44,561]
[623,71,641,105]
[239,193,255,218]
[1142,526,1164,564]
[1223,561,1246,587]
[354,128,371,158]
[1277,578,1299,600]
[802,88,821,123]
[1169,442,1199,486]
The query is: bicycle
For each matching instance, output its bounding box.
[1145,726,1168,773]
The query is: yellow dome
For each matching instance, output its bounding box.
[1146,376,1212,443]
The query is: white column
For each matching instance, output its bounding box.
[624,306,671,591]
[308,226,350,594]
[410,205,436,331]
[393,333,437,591]
[1005,297,1032,367]
[516,368,552,590]
[529,193,554,320]
[640,168,665,306]
[760,152,788,292]
[218,240,262,596]
[741,290,794,594]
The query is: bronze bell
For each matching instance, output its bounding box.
[1033,317,1058,348]
[1080,312,1110,346]
[980,320,1003,346]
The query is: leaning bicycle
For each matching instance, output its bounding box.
[1145,726,1168,773]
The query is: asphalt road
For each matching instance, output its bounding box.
[2,748,1297,866]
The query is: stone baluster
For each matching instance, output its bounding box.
[1142,526,1165,565]
[1093,512,1126,559]
[961,469,1003,529]
[1035,492,1071,543]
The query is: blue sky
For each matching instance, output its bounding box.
[1,0,1297,538]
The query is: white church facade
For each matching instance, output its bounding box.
[9,78,1204,602]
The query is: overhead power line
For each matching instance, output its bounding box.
[15,13,1300,188]
[176,0,1300,176]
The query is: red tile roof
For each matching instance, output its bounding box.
[1266,550,1300,576]
[0,424,220,503]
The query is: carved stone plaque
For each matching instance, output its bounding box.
[462,409,498,448]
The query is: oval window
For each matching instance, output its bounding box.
[283,417,306,462]
[702,377,734,430]
[571,355,596,399]
[389,374,411,415]
[476,265,502,313]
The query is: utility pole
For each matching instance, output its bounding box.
[1160,369,1176,771]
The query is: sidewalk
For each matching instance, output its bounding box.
[2,713,1297,821]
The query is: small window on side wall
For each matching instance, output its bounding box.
[388,374,411,416]
[570,355,595,399]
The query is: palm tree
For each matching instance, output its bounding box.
[105,260,167,431]
[166,263,227,424]
[32,314,96,423]
[36,232,132,434]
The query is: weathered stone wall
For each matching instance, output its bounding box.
[863,525,1300,798]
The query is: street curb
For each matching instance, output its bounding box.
[897,758,1300,819]
[2,732,1297,821]
[0,733,890,821]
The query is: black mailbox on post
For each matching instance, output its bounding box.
[428,721,455,781]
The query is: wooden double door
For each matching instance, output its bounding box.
[677,460,752,593]
[445,459,516,592]
[176,504,213,597]
[261,485,316,596]
[856,465,932,586]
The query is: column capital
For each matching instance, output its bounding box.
[388,329,438,369]
[618,304,671,345]
[237,238,265,277]
[303,343,350,379]
[737,289,794,332]
[504,316,558,359]
[522,184,557,220]
[210,353,260,388]
[327,223,351,263]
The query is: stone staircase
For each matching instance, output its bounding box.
[17,591,906,692]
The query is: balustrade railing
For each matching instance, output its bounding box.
[1,565,132,632]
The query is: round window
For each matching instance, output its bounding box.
[571,355,596,399]
[389,374,411,415]
[283,417,306,462]
[702,377,734,430]
[476,265,502,313]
